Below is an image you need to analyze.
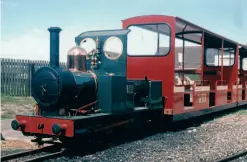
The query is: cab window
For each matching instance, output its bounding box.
[127,23,171,56]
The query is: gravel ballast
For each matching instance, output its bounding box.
[2,109,246,162]
[47,109,247,162]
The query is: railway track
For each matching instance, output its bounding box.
[217,150,247,162]
[1,145,64,162]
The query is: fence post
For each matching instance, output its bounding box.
[1,59,4,95]
[28,63,35,96]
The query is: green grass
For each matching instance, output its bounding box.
[1,109,16,119]
[1,95,35,105]
[1,95,36,119]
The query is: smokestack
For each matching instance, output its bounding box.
[48,27,62,68]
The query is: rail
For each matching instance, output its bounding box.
[1,144,64,162]
[216,149,247,162]
[23,150,64,162]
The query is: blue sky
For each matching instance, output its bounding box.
[1,0,247,61]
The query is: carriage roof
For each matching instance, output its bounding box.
[123,15,239,48]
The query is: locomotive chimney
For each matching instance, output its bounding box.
[48,27,62,68]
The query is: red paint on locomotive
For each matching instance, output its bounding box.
[15,115,74,137]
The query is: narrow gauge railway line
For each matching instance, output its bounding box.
[1,144,64,162]
[10,14,247,162]
[217,150,247,162]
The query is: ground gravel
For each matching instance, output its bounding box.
[1,139,38,151]
[46,109,247,162]
[2,109,246,162]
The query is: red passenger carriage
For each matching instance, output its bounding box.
[123,15,247,120]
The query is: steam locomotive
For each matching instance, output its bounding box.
[11,27,164,142]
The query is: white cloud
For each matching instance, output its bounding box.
[1,24,200,62]
[1,28,51,61]
[1,25,114,62]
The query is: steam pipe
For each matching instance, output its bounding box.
[48,27,62,68]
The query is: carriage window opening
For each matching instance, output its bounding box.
[175,38,201,69]
[205,48,235,66]
[127,24,170,56]
[243,58,247,71]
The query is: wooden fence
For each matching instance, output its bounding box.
[1,58,66,96]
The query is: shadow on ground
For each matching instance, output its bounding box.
[59,106,247,159]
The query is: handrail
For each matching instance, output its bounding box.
[234,80,242,85]
[174,84,184,87]
[194,80,210,86]
[216,80,228,86]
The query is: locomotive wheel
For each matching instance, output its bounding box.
[59,136,74,145]
[59,135,91,146]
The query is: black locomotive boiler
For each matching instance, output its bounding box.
[11,27,165,142]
